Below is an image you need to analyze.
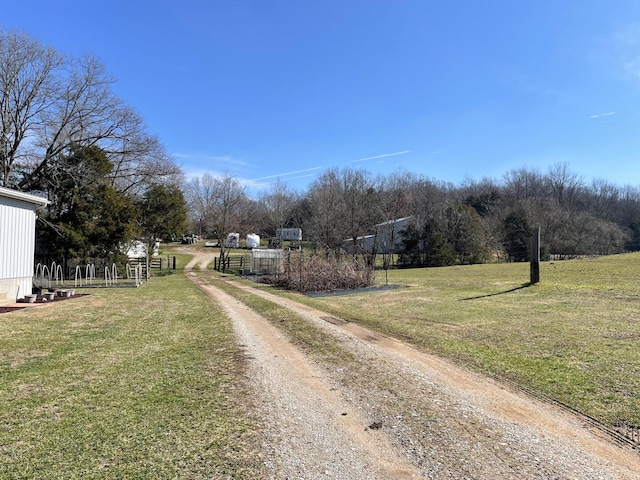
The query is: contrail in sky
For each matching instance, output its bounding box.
[353,150,410,162]
[589,112,615,118]
[260,173,318,184]
[252,166,322,182]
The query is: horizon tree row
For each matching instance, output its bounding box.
[185,163,640,266]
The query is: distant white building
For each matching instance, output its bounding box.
[343,216,413,254]
[125,240,159,258]
[276,228,302,242]
[0,187,49,304]
[224,232,240,248]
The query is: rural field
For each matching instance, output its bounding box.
[1,248,639,477]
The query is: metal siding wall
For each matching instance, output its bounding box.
[0,196,37,280]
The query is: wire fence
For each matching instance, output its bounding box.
[215,248,376,293]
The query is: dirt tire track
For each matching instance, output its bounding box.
[184,250,219,272]
[187,271,421,479]
[185,253,640,478]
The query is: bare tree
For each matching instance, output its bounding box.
[257,179,298,240]
[306,168,380,252]
[408,175,451,225]
[307,169,348,249]
[0,28,179,193]
[615,185,640,227]
[545,162,584,209]
[106,110,182,195]
[588,178,620,219]
[375,172,414,268]
[235,194,262,238]
[0,29,63,186]
[185,173,246,266]
[340,168,379,251]
[380,172,413,221]
[184,173,218,236]
[502,167,548,202]
[211,174,246,267]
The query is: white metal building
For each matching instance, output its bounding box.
[0,187,49,304]
[343,216,413,254]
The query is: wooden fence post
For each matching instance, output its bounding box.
[530,227,540,284]
[299,248,303,293]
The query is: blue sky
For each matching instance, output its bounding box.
[4,1,640,194]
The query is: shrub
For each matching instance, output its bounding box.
[266,250,375,293]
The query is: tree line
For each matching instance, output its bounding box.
[186,163,640,266]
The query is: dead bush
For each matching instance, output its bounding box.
[266,250,375,293]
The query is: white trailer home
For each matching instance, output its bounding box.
[276,228,302,242]
[0,187,49,304]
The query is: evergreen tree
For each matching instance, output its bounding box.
[447,205,490,264]
[398,223,423,266]
[139,183,188,244]
[502,210,531,261]
[423,219,456,266]
[37,145,139,261]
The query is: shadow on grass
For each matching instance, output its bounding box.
[460,282,533,301]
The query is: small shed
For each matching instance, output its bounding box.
[251,248,283,275]
[0,187,49,304]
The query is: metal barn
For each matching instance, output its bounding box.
[0,187,49,304]
[343,216,413,254]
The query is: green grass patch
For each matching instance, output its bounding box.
[0,274,264,479]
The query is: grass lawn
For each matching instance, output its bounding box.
[263,252,640,428]
[6,245,638,477]
[0,272,263,479]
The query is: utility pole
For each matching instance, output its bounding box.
[530,227,541,284]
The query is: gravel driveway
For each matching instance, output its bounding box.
[185,255,640,479]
